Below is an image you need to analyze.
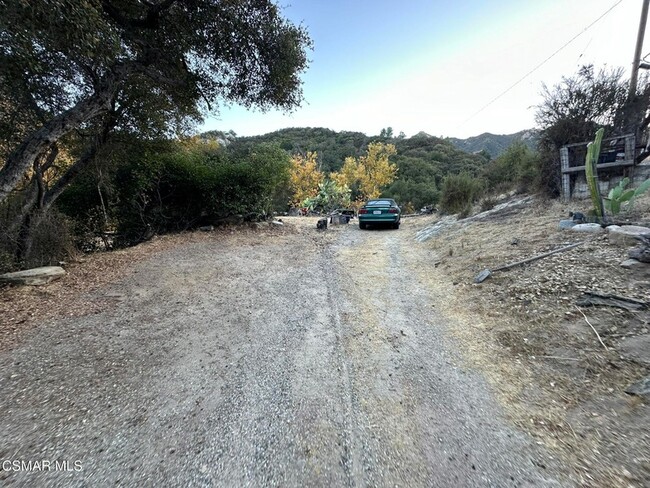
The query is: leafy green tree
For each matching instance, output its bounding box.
[0,0,311,260]
[379,127,394,139]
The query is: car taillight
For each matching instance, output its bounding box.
[358,209,368,214]
[388,209,398,213]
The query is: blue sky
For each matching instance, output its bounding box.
[201,0,642,138]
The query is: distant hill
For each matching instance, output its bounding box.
[201,127,489,175]
[199,127,490,210]
[220,127,371,173]
[446,129,538,158]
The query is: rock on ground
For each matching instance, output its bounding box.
[607,225,650,246]
[570,223,603,233]
[0,266,66,286]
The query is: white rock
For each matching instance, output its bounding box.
[0,266,66,285]
[558,219,576,229]
[620,259,642,269]
[570,223,603,233]
[607,225,650,246]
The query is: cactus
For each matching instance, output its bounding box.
[604,177,650,214]
[585,128,605,220]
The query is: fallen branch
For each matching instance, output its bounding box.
[539,355,580,361]
[474,241,585,283]
[576,291,648,311]
[575,306,608,351]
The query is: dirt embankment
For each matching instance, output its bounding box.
[410,195,650,487]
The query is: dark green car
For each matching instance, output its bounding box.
[358,199,401,229]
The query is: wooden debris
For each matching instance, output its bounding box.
[539,355,580,361]
[575,305,608,351]
[576,291,648,311]
[473,241,585,283]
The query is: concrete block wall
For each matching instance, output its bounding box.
[570,162,650,199]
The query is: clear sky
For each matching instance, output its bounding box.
[200,0,644,139]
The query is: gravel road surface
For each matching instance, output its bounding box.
[0,220,568,487]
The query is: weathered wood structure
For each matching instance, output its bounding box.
[560,134,637,201]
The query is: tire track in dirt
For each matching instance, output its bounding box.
[0,220,568,487]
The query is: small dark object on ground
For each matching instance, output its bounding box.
[569,211,585,223]
[629,234,650,263]
[625,376,650,397]
[317,218,327,230]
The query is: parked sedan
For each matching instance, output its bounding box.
[358,199,401,229]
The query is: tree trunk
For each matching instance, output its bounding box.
[15,209,41,265]
[11,132,108,265]
[0,89,114,204]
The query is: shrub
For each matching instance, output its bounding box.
[112,142,290,245]
[382,178,439,210]
[23,210,77,269]
[482,141,540,194]
[439,173,483,215]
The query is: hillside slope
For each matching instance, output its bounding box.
[447,129,539,158]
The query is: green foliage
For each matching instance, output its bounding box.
[381,155,440,208]
[585,128,605,219]
[604,177,650,215]
[230,127,370,173]
[59,140,290,246]
[482,140,540,193]
[226,127,488,183]
[439,173,483,216]
[303,180,351,213]
[206,127,492,212]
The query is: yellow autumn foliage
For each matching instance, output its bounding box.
[289,151,324,207]
[330,142,397,203]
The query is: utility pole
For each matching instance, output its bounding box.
[629,0,650,99]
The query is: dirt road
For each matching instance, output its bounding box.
[0,219,567,487]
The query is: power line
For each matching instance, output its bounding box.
[457,0,624,130]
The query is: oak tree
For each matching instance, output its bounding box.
[0,0,311,258]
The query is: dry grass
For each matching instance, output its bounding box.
[408,194,650,487]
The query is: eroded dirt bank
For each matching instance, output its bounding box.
[1,219,566,486]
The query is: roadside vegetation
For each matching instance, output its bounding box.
[1,3,649,276]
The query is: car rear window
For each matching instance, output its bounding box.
[367,200,394,206]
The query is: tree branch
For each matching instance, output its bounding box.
[42,112,116,209]
[102,0,177,29]
[0,73,118,203]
